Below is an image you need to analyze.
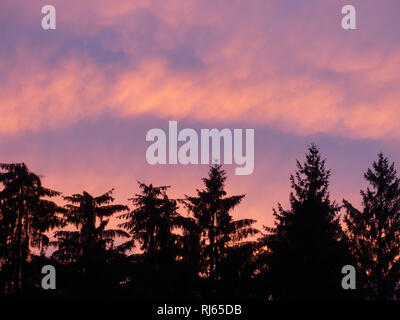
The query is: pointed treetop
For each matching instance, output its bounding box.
[290,143,331,203]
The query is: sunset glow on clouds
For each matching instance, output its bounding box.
[1,0,400,228]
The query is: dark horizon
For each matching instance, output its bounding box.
[1,144,399,300]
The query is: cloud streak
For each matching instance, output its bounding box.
[1,0,400,139]
[1,0,400,229]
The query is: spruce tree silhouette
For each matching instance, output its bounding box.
[118,182,188,297]
[118,183,180,263]
[0,163,63,295]
[343,153,400,300]
[183,164,258,290]
[52,189,128,296]
[3,154,398,300]
[261,144,350,299]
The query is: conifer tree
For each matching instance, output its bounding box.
[344,153,400,300]
[118,182,191,297]
[0,163,63,294]
[118,183,182,261]
[52,189,128,266]
[262,144,350,299]
[184,164,258,281]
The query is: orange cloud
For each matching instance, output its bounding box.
[1,0,400,140]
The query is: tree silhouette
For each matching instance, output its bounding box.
[0,163,63,295]
[343,153,400,300]
[51,189,128,296]
[118,183,183,262]
[183,164,258,282]
[1,150,399,300]
[118,182,193,297]
[261,144,350,299]
[53,189,128,264]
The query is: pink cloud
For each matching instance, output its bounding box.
[1,1,400,139]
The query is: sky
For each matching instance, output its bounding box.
[1,0,400,231]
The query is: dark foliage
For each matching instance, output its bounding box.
[0,163,63,295]
[1,147,399,300]
[259,144,353,299]
[344,153,400,300]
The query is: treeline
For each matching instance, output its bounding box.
[0,144,399,300]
